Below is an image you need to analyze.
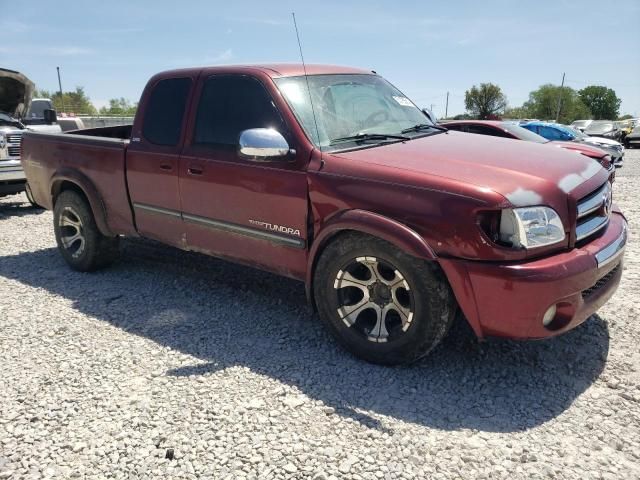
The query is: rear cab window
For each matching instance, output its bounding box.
[466,125,509,137]
[142,77,192,146]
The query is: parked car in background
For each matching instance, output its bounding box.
[0,112,27,198]
[566,126,625,167]
[442,120,613,170]
[0,68,59,202]
[616,120,634,145]
[21,64,626,365]
[521,121,624,168]
[584,120,623,142]
[625,125,640,148]
[570,119,593,132]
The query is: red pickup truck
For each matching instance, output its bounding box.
[22,64,628,365]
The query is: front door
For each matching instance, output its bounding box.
[127,76,195,247]
[179,73,309,279]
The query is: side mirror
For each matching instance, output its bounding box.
[43,109,57,125]
[421,108,437,124]
[238,128,292,161]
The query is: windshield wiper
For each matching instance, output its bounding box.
[330,133,410,146]
[401,123,448,134]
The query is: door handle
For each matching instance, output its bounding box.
[188,167,204,176]
[159,164,172,171]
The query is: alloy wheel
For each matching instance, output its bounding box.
[58,206,86,258]
[334,256,414,343]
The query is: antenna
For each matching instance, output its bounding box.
[292,12,322,162]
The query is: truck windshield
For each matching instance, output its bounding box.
[274,74,433,151]
[586,122,615,134]
[27,100,52,119]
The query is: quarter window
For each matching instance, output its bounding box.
[194,75,286,147]
[142,77,192,146]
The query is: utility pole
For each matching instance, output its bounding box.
[555,72,565,123]
[445,91,449,118]
[56,66,65,113]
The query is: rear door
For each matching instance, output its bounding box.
[178,72,309,279]
[127,75,195,247]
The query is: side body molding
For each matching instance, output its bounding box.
[50,168,113,237]
[305,209,436,303]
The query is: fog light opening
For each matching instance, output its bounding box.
[542,305,558,327]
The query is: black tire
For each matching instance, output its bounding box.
[53,190,119,272]
[25,183,43,209]
[313,233,456,365]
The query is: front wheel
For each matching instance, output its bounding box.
[53,190,119,271]
[313,234,455,365]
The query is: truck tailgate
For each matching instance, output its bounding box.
[21,131,136,236]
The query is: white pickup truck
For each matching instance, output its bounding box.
[0,68,60,200]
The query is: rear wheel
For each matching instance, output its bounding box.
[53,190,119,271]
[313,233,455,365]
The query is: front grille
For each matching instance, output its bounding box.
[582,264,620,299]
[575,182,611,242]
[6,133,22,159]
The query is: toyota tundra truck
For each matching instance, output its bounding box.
[21,64,628,365]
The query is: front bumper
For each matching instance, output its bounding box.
[0,163,27,196]
[441,211,627,339]
[612,155,624,168]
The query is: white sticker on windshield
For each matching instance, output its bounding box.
[392,96,413,107]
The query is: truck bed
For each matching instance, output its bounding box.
[21,129,137,236]
[69,124,133,140]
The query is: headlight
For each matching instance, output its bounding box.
[499,206,565,248]
[0,133,5,149]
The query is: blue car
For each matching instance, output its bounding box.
[521,121,624,168]
[520,121,577,141]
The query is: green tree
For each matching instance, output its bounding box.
[522,84,590,124]
[451,113,474,120]
[99,97,137,115]
[618,114,633,120]
[464,83,507,119]
[503,105,531,120]
[578,86,621,120]
[35,87,97,115]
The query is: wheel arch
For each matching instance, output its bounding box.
[50,169,113,237]
[305,209,437,308]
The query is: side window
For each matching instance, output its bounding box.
[444,124,463,132]
[466,125,507,137]
[194,75,286,147]
[559,130,572,141]
[142,77,192,146]
[540,126,562,140]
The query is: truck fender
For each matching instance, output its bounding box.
[50,168,113,237]
[305,209,436,305]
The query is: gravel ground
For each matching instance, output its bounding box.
[1,151,639,480]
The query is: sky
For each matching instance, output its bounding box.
[2,0,639,118]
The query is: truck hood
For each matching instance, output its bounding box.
[0,68,34,119]
[328,130,606,206]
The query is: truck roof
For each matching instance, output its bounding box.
[154,64,373,79]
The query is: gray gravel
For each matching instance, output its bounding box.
[1,151,639,480]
